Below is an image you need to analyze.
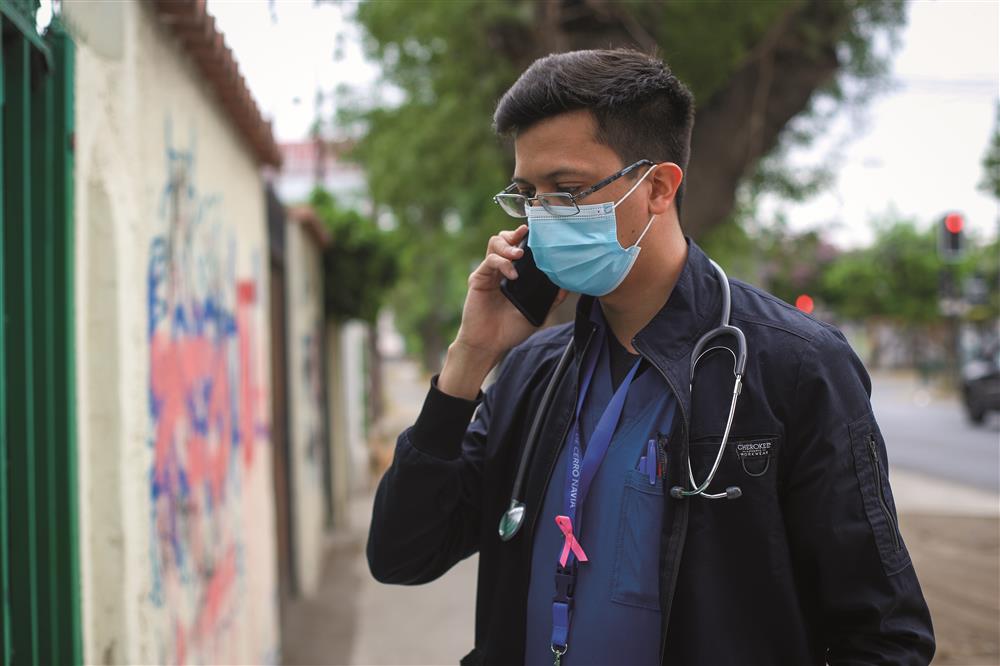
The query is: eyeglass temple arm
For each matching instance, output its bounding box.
[571,159,656,201]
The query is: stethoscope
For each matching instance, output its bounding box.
[498,259,748,542]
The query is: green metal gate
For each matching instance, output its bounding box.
[0,1,80,664]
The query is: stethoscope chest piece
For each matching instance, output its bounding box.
[499,500,526,541]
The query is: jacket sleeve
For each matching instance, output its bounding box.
[366,362,504,585]
[782,328,935,665]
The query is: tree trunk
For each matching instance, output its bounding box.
[683,2,850,239]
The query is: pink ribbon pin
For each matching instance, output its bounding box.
[555,515,588,567]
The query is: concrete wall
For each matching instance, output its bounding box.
[284,221,328,596]
[329,320,372,498]
[68,2,278,663]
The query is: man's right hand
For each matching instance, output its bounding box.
[438,224,566,399]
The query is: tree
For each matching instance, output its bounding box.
[818,214,1000,370]
[342,0,906,371]
[980,103,1000,200]
[309,188,399,324]
[821,217,944,325]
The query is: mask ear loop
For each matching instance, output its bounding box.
[612,164,660,251]
[612,163,659,210]
[632,214,656,248]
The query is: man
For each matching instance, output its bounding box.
[367,49,934,665]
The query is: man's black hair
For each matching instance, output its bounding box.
[493,48,696,215]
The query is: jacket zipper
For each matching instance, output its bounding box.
[634,342,689,665]
[526,327,597,544]
[867,434,901,552]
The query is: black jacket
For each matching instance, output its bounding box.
[367,241,935,665]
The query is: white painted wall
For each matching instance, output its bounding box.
[325,319,371,527]
[68,2,279,663]
[341,321,371,492]
[284,221,328,596]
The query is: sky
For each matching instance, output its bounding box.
[207,0,999,249]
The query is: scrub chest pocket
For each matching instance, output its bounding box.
[612,469,664,611]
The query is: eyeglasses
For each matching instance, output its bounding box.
[493,159,656,218]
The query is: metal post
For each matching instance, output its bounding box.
[48,20,82,664]
[3,31,40,666]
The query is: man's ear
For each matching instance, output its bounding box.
[648,162,683,216]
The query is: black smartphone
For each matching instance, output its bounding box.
[500,234,560,327]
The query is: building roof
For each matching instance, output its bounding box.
[150,0,281,167]
[287,205,332,248]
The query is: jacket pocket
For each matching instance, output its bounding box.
[849,414,911,576]
[611,469,663,611]
[688,433,780,485]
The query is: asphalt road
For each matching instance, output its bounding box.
[871,373,1000,492]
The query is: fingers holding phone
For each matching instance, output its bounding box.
[468,225,528,290]
[456,225,564,355]
[442,225,565,398]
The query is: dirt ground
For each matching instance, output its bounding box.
[900,513,1000,665]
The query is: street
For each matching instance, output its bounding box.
[873,373,1000,492]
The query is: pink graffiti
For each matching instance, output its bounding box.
[148,272,268,663]
[149,133,273,663]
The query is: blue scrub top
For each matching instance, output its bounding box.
[524,311,677,665]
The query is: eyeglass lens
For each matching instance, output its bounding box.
[495,193,579,218]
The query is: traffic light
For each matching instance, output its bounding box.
[938,212,965,261]
[795,294,815,314]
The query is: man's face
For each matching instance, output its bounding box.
[512,110,654,250]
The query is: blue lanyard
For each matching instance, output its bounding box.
[551,335,641,660]
[562,346,641,544]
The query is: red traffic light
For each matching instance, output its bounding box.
[795,294,815,314]
[945,213,964,234]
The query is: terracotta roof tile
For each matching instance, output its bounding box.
[150,0,281,167]
[287,205,332,248]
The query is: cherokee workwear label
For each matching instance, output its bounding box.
[735,438,774,477]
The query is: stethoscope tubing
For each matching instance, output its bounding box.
[499,259,747,540]
[509,338,577,505]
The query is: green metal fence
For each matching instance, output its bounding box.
[1,1,80,664]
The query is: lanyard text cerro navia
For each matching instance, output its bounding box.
[498,259,749,543]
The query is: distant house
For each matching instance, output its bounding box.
[273,139,367,210]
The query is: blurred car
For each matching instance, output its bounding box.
[961,341,1000,424]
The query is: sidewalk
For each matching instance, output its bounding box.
[281,491,478,666]
[281,358,999,665]
[283,356,478,665]
[892,470,999,665]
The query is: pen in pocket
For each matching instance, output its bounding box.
[656,433,668,480]
[646,439,657,484]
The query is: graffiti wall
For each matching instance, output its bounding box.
[73,5,277,663]
[144,131,273,663]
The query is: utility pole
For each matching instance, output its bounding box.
[937,212,967,386]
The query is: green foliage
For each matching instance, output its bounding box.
[980,103,1000,200]
[821,219,941,323]
[342,0,905,369]
[962,236,1000,322]
[819,215,997,325]
[309,188,399,323]
[703,212,999,326]
[700,214,839,306]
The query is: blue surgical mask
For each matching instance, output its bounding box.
[527,165,658,296]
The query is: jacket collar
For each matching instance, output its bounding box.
[572,238,723,411]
